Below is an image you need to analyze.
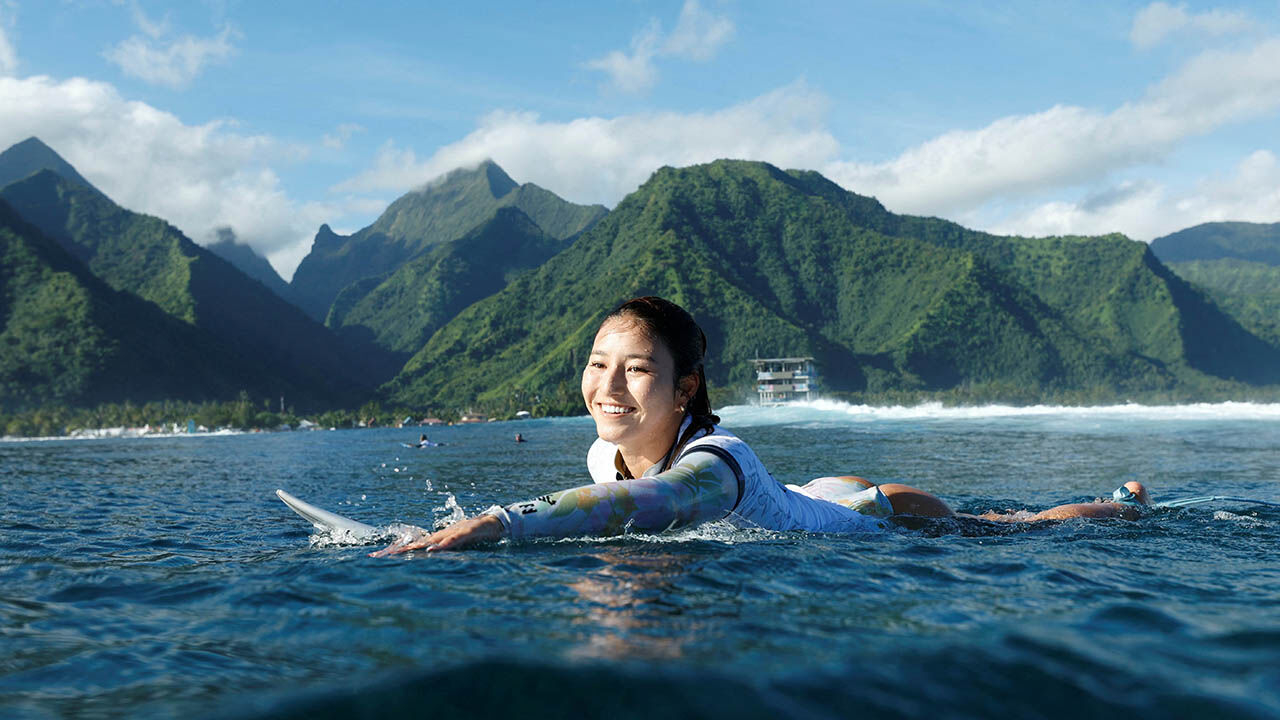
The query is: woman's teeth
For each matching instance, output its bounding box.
[601,404,634,415]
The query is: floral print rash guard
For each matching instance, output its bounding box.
[484,420,890,541]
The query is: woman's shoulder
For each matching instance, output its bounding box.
[679,423,760,466]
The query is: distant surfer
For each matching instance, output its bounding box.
[373,297,1150,556]
[514,433,526,443]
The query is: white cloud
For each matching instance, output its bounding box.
[321,123,365,151]
[334,81,836,206]
[0,3,17,77]
[1131,2,1254,49]
[128,1,171,41]
[983,150,1280,241]
[586,0,734,94]
[104,21,239,89]
[823,37,1280,216]
[584,20,662,94]
[0,74,329,279]
[665,0,736,61]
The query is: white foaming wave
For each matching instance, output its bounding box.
[0,428,245,443]
[716,399,1280,426]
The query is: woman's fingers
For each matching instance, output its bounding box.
[369,515,505,557]
[368,525,434,557]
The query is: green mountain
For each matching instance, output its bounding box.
[0,137,98,193]
[1150,221,1280,265]
[206,230,296,305]
[0,198,277,410]
[1150,222,1280,348]
[383,160,1280,411]
[0,166,386,408]
[327,206,571,359]
[290,160,607,321]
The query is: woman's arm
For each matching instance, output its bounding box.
[370,452,740,555]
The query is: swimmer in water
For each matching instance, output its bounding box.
[373,297,1148,556]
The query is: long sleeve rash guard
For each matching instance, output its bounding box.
[484,422,890,541]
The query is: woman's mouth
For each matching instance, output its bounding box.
[599,403,634,415]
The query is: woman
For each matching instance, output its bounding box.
[372,297,1147,556]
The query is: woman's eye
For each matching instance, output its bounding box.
[627,366,649,374]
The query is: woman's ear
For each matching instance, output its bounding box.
[677,373,699,408]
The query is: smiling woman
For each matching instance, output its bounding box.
[372,296,895,557]
[370,296,1148,557]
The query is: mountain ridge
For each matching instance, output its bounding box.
[289,160,607,321]
[383,159,1280,412]
[0,150,389,408]
[0,197,285,409]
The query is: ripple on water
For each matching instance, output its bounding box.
[2,417,1279,719]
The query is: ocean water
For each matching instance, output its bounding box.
[2,402,1278,720]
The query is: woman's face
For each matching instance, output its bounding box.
[581,318,690,453]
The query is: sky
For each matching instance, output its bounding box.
[2,1,1279,280]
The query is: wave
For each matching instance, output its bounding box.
[717,399,1280,426]
[0,428,245,443]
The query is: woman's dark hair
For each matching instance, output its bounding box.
[602,296,720,443]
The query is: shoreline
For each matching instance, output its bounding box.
[8,399,1280,442]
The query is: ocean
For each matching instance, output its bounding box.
[2,402,1278,719]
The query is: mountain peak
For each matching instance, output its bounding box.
[481,159,517,198]
[420,159,517,200]
[0,137,98,193]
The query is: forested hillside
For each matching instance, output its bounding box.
[384,160,1280,411]
[4,136,1277,420]
[328,206,573,359]
[1151,222,1280,348]
[0,199,280,409]
[0,141,390,409]
[290,160,607,321]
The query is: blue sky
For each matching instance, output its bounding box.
[2,1,1279,278]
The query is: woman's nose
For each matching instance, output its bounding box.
[604,366,627,393]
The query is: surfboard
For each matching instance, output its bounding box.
[276,489,381,542]
[1157,495,1280,509]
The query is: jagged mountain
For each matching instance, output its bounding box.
[0,199,281,410]
[0,137,98,193]
[0,159,389,408]
[383,160,1280,411]
[327,206,572,359]
[290,160,607,321]
[206,231,296,305]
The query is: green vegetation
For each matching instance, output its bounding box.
[0,393,569,438]
[290,160,607,321]
[1150,221,1280,265]
[384,160,1280,409]
[1147,222,1280,350]
[328,206,571,355]
[0,199,280,411]
[0,159,390,406]
[4,138,1279,432]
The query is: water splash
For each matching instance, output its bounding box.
[433,493,466,530]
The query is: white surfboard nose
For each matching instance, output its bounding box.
[276,488,380,540]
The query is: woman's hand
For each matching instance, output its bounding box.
[368,514,506,557]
